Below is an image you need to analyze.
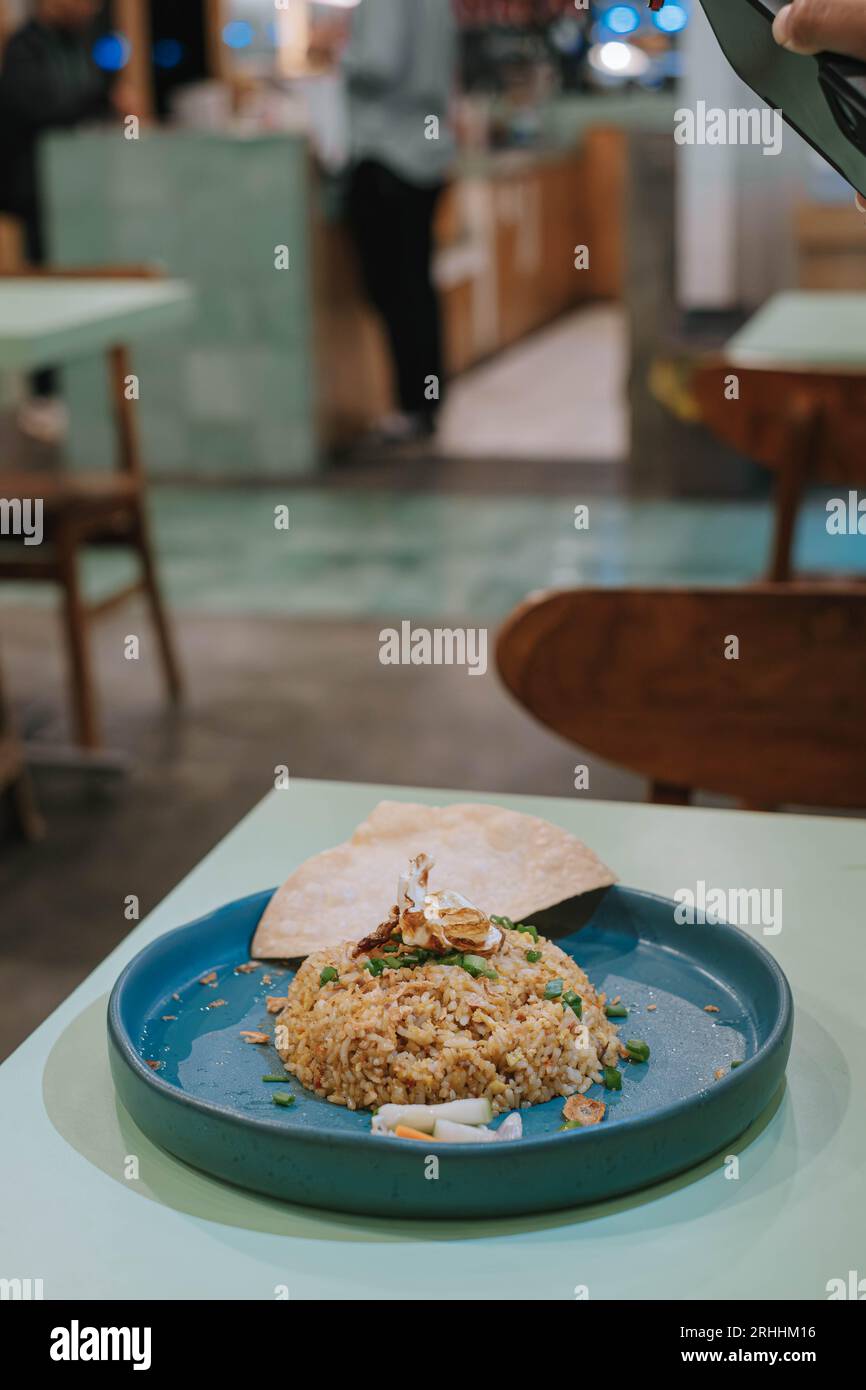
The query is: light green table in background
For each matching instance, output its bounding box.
[726,289,866,370]
[0,278,193,372]
[0,780,862,1301]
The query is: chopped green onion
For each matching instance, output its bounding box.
[525,949,542,963]
[731,1059,744,1069]
[562,990,583,1019]
[559,1120,583,1131]
[439,952,464,967]
[544,978,564,1000]
[462,954,498,981]
[381,942,400,953]
[364,957,386,977]
[272,1092,295,1107]
[261,1074,286,1083]
[319,966,339,987]
[490,915,513,928]
[603,1066,622,1091]
[605,1002,628,1018]
[515,922,539,942]
[625,1039,650,1063]
[395,950,432,968]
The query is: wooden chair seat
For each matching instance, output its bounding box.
[0,471,140,506]
[497,585,866,810]
[0,473,140,555]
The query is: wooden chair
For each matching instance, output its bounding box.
[0,654,43,840]
[0,265,182,749]
[497,585,866,810]
[692,358,866,582]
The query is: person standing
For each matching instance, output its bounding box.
[0,0,125,442]
[341,0,458,446]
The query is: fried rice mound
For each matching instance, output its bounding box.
[274,927,621,1113]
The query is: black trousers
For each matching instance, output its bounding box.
[346,159,445,419]
[21,202,57,397]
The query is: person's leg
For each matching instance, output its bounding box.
[21,205,58,398]
[345,160,401,328]
[347,161,445,435]
[391,180,445,426]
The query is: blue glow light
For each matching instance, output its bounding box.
[605,5,640,36]
[653,3,688,33]
[222,20,254,50]
[153,38,184,69]
[92,32,129,72]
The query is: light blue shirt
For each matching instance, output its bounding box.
[342,0,458,186]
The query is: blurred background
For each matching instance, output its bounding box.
[1,0,865,1056]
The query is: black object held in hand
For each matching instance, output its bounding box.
[697,0,866,195]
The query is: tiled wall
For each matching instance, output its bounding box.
[43,129,317,478]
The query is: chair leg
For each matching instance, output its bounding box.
[56,530,101,748]
[767,403,823,583]
[134,509,183,703]
[10,767,45,841]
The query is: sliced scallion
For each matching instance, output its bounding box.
[319,966,339,987]
[605,1002,628,1018]
[272,1092,295,1107]
[603,1066,622,1091]
[526,949,542,963]
[515,922,539,942]
[462,954,498,981]
[562,990,583,1019]
[625,1039,650,1063]
[544,978,564,1000]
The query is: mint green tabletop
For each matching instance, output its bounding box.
[726,290,866,371]
[0,278,193,371]
[0,780,861,1301]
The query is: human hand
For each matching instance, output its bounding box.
[772,0,866,62]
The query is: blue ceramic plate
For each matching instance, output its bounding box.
[108,886,793,1218]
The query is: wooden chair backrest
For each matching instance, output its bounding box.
[496,586,866,808]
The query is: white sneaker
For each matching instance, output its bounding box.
[16,397,69,445]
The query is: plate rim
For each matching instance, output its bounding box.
[107,884,794,1154]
